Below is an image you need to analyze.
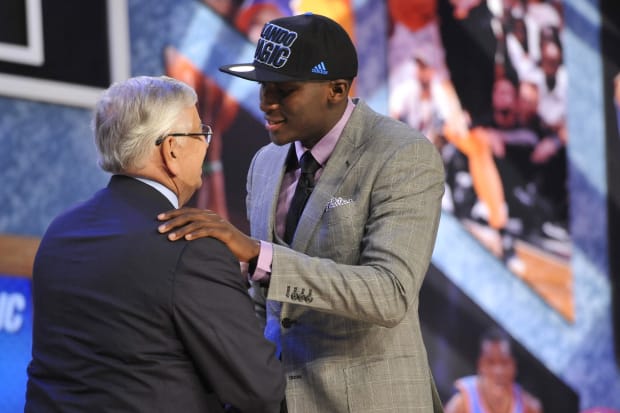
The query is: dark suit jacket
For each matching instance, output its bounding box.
[25,175,285,413]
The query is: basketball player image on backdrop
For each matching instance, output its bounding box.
[444,328,543,413]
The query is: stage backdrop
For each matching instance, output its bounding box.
[0,0,618,411]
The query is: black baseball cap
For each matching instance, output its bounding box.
[219,12,358,82]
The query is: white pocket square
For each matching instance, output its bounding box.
[325,197,353,211]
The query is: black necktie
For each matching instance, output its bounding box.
[284,151,321,244]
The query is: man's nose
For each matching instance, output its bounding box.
[259,84,279,111]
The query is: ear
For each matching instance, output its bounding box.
[160,137,180,177]
[329,80,349,101]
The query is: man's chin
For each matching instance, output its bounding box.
[269,133,293,146]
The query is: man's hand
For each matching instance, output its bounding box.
[157,207,260,263]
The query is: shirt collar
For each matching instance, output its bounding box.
[133,176,179,208]
[294,98,356,166]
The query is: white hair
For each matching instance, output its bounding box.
[93,75,197,173]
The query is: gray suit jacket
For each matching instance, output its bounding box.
[247,100,445,412]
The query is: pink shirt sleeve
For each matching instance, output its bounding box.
[248,240,273,282]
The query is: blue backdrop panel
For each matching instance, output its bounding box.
[0,275,32,413]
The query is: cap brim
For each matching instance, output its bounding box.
[219,64,306,82]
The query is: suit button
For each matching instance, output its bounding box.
[281,318,295,328]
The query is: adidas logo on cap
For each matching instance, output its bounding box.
[311,62,328,75]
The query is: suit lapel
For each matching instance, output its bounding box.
[291,101,371,252]
[251,145,290,242]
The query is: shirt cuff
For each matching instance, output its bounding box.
[248,240,273,283]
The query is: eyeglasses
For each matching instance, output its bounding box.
[155,124,213,145]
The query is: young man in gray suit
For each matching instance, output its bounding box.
[159,13,445,413]
[25,76,285,412]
